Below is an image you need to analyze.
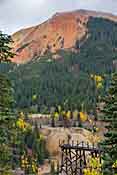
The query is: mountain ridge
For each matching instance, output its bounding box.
[11,9,117,64]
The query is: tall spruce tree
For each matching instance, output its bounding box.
[0,31,15,174]
[101,73,117,175]
[0,31,14,62]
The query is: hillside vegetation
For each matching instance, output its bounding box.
[0,17,117,113]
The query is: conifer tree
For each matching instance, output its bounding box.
[101,73,117,175]
[0,31,14,62]
[0,31,15,174]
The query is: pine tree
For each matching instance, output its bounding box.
[0,31,14,62]
[101,73,117,175]
[0,74,14,115]
[0,31,15,174]
[0,31,15,115]
[0,74,16,173]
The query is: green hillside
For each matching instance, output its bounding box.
[0,17,117,113]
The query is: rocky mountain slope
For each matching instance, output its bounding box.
[11,9,117,64]
[0,10,116,115]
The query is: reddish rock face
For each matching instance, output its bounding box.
[11,10,117,64]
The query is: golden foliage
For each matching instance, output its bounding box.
[91,74,103,89]
[62,111,66,116]
[16,118,26,130]
[84,157,103,175]
[91,75,103,82]
[16,112,31,131]
[97,82,103,89]
[21,155,29,168]
[54,112,59,119]
[73,110,78,119]
[21,155,38,174]
[112,160,117,169]
[58,105,62,112]
[66,110,71,119]
[80,112,88,122]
